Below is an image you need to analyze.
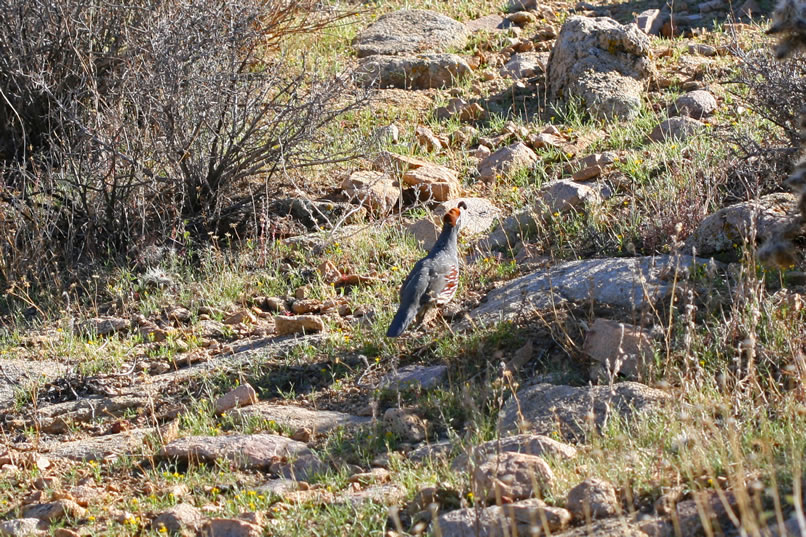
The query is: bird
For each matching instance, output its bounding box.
[386,201,467,337]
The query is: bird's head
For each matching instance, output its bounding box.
[443,201,468,230]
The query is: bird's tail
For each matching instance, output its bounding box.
[386,302,418,337]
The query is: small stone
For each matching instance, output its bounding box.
[383,408,426,443]
[473,452,554,502]
[151,503,204,536]
[689,43,717,57]
[214,383,259,414]
[648,117,705,142]
[474,145,491,159]
[635,9,665,35]
[583,318,653,380]
[274,315,325,336]
[222,309,256,325]
[200,518,262,537]
[291,428,312,443]
[291,299,321,315]
[21,500,87,523]
[566,478,620,520]
[0,519,45,537]
[670,90,717,119]
[450,126,478,147]
[33,476,60,491]
[477,142,538,181]
[402,164,461,202]
[506,11,535,26]
[341,170,399,215]
[572,165,602,182]
[53,529,79,537]
[415,125,443,152]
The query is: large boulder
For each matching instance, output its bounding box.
[357,54,471,89]
[353,9,468,58]
[546,17,654,120]
[469,255,715,326]
[686,193,800,260]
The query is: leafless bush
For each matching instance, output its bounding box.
[0,0,364,290]
[732,48,806,148]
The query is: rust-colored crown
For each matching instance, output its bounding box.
[443,201,468,227]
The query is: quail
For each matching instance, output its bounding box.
[386,201,467,337]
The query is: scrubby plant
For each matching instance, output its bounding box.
[0,0,364,295]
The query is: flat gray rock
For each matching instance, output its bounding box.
[44,428,155,461]
[452,433,577,471]
[380,364,448,390]
[0,518,45,537]
[435,198,502,237]
[648,116,705,142]
[470,256,712,326]
[435,499,570,537]
[0,359,67,409]
[353,9,468,58]
[226,403,370,435]
[160,433,326,480]
[29,394,151,434]
[466,14,514,33]
[357,53,471,89]
[498,382,670,441]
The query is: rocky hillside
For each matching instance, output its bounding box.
[0,0,804,536]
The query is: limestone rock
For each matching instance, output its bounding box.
[500,52,547,79]
[406,218,441,251]
[80,316,129,337]
[227,403,370,435]
[200,518,262,537]
[435,499,570,537]
[383,408,426,443]
[648,117,705,142]
[380,364,448,390]
[274,315,325,336]
[473,452,554,502]
[498,382,670,441]
[21,500,86,523]
[670,90,717,119]
[415,125,444,152]
[32,394,150,434]
[470,256,713,326]
[686,193,800,259]
[0,519,44,537]
[547,17,654,121]
[402,163,461,202]
[567,478,620,520]
[452,434,577,471]
[635,9,665,35]
[434,198,502,236]
[583,318,653,380]
[466,14,514,33]
[353,10,468,58]
[358,53,471,89]
[151,503,204,536]
[0,359,67,409]
[44,428,155,462]
[160,434,326,480]
[537,179,598,213]
[341,171,399,214]
[478,142,538,181]
[214,383,258,414]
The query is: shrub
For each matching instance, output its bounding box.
[0,0,363,291]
